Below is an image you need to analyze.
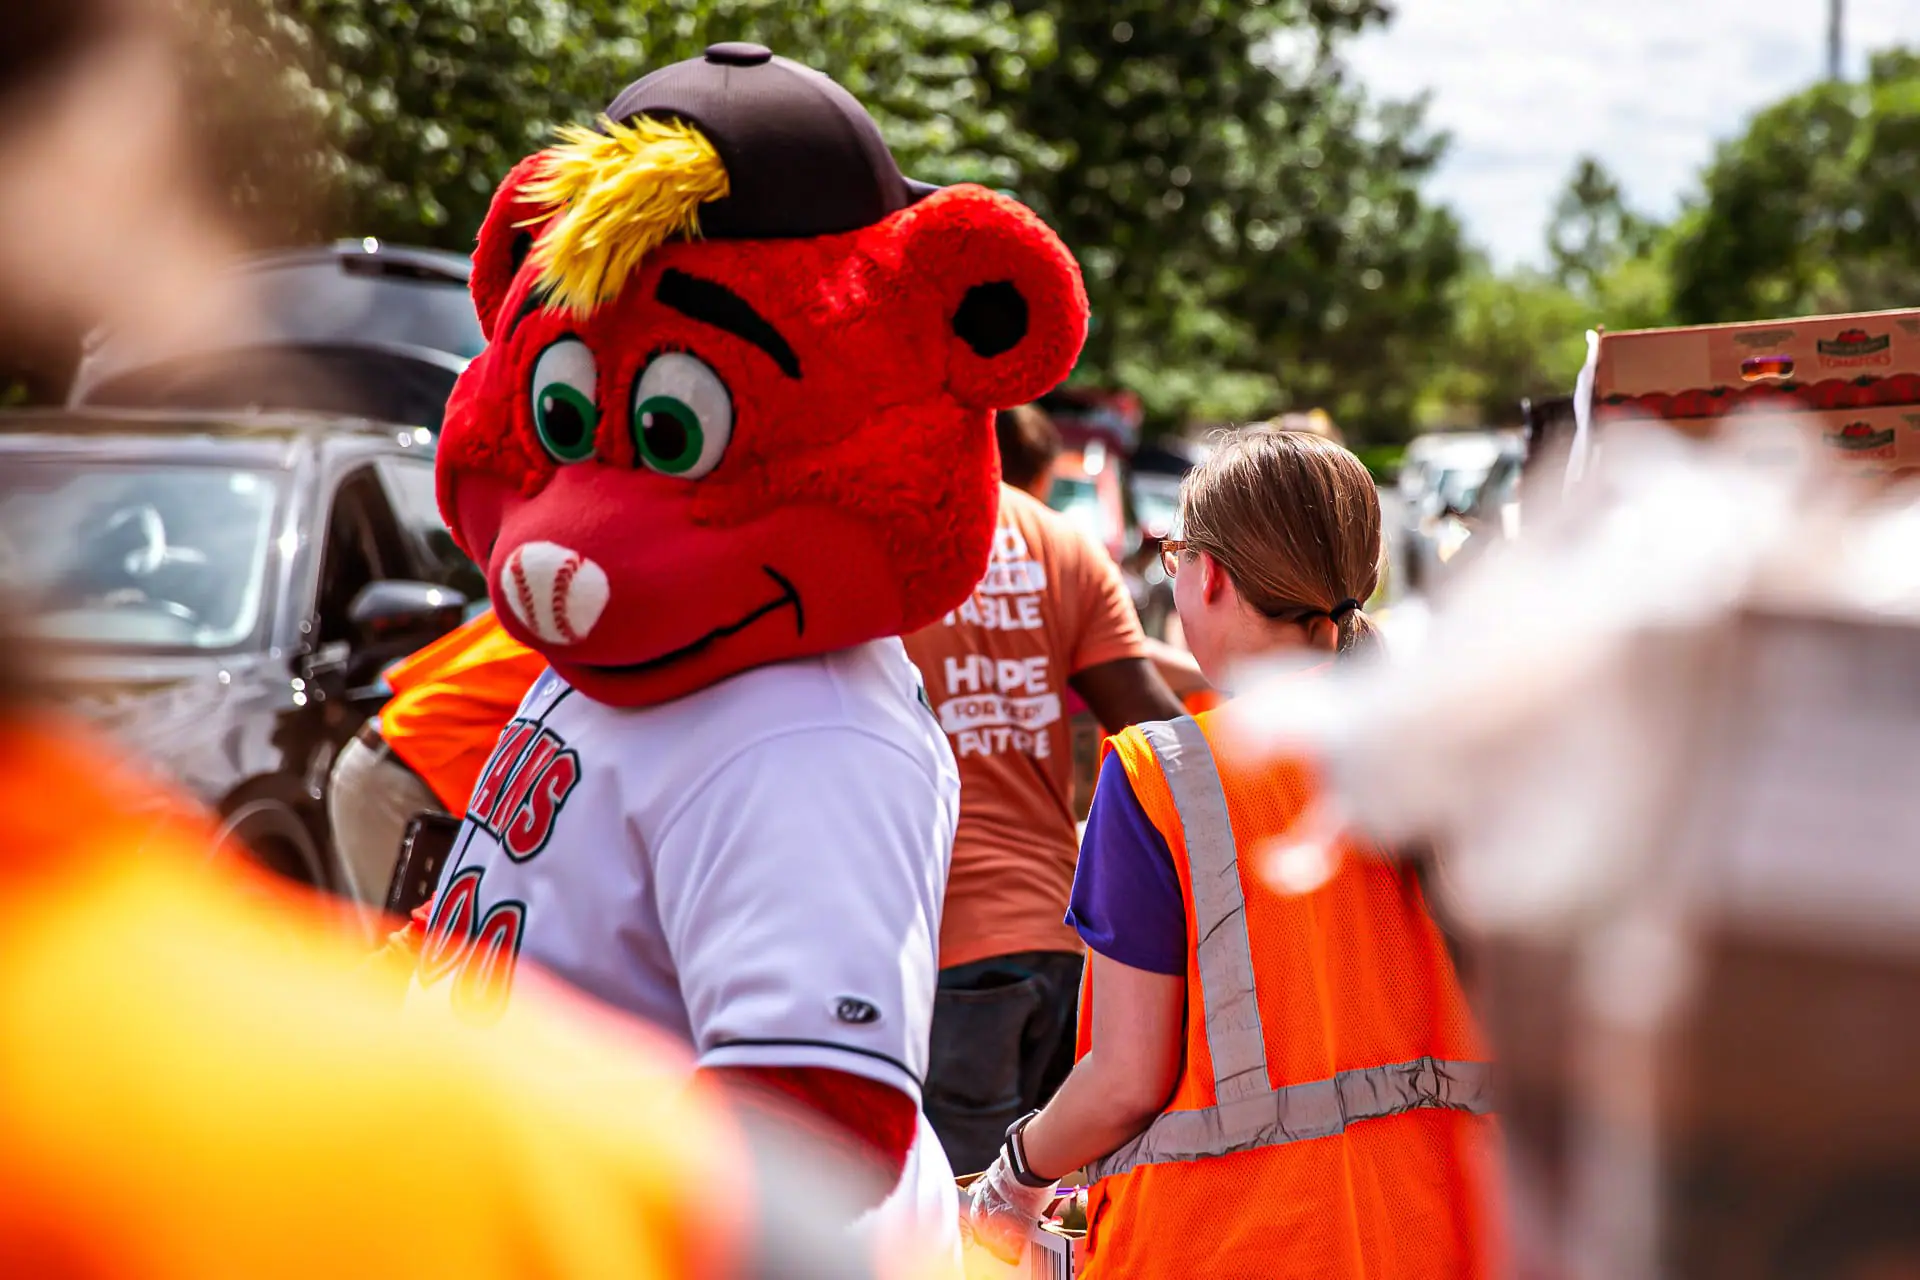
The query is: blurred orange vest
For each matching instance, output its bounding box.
[1076,710,1499,1279]
[0,721,904,1279]
[378,610,546,812]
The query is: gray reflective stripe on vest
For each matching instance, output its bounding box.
[1093,716,1492,1183]
[1137,717,1270,1103]
[1088,1055,1494,1180]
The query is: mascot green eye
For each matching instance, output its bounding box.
[530,338,599,463]
[631,353,733,479]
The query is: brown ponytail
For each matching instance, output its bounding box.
[1179,427,1384,660]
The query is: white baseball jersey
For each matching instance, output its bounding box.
[404,637,961,1246]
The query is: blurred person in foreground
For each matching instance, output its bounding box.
[0,603,926,1278]
[903,404,1186,1175]
[328,608,543,907]
[965,428,1499,1275]
[0,7,932,1275]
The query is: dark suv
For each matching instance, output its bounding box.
[0,409,478,889]
[67,240,480,431]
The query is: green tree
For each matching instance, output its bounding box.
[1415,221,1676,431]
[1547,155,1653,295]
[1669,47,1920,323]
[1419,262,1589,428]
[976,1,1464,440]
[186,0,1056,252]
[177,1,1464,443]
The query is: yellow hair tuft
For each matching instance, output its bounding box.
[520,115,730,317]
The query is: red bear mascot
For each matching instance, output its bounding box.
[407,43,1087,1254]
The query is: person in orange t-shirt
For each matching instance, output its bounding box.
[327,609,545,907]
[902,405,1185,1175]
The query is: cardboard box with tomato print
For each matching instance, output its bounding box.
[955,1175,1083,1280]
[1591,307,1920,470]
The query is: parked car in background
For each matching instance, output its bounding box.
[1398,430,1516,592]
[1048,437,1130,563]
[1124,437,1203,641]
[1425,434,1527,582]
[1520,394,1579,477]
[0,409,477,891]
[1128,438,1201,541]
[68,240,479,432]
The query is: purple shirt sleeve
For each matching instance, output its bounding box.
[1065,750,1187,976]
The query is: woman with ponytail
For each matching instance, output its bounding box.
[967,428,1496,1277]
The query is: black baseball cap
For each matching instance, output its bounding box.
[602,43,938,241]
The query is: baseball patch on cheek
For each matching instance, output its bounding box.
[833,996,882,1026]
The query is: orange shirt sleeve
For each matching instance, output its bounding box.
[379,614,547,812]
[1065,528,1147,676]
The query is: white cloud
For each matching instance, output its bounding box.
[1344,0,1920,268]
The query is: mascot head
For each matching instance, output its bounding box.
[438,43,1088,706]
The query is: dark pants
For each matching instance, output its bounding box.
[925,950,1085,1176]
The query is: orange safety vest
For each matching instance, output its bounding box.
[377,611,546,812]
[1077,711,1498,1278]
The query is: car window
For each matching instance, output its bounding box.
[376,457,484,600]
[245,259,483,360]
[1441,465,1491,513]
[1473,455,1522,516]
[1048,475,1106,547]
[1131,472,1183,539]
[82,348,465,432]
[72,254,478,429]
[316,467,399,645]
[0,461,283,652]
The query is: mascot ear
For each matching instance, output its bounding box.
[470,153,559,340]
[899,185,1089,410]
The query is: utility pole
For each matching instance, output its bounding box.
[1828,0,1844,81]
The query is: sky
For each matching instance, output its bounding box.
[1344,0,1920,269]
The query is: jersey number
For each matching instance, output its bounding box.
[418,866,527,1024]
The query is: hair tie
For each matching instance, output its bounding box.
[1328,598,1361,622]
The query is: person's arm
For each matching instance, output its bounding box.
[655,727,945,1206]
[1018,951,1184,1179]
[1069,656,1185,735]
[388,631,548,813]
[966,753,1188,1260]
[1029,753,1189,1176]
[1064,539,1186,732]
[1140,635,1210,702]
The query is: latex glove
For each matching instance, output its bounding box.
[964,1149,1058,1264]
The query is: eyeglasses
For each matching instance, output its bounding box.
[1159,539,1190,577]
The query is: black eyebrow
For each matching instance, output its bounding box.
[656,269,801,379]
[502,284,548,343]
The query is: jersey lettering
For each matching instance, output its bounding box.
[485,730,561,837]
[503,747,580,861]
[469,721,538,825]
[468,719,580,858]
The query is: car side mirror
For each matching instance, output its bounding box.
[347,580,466,650]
